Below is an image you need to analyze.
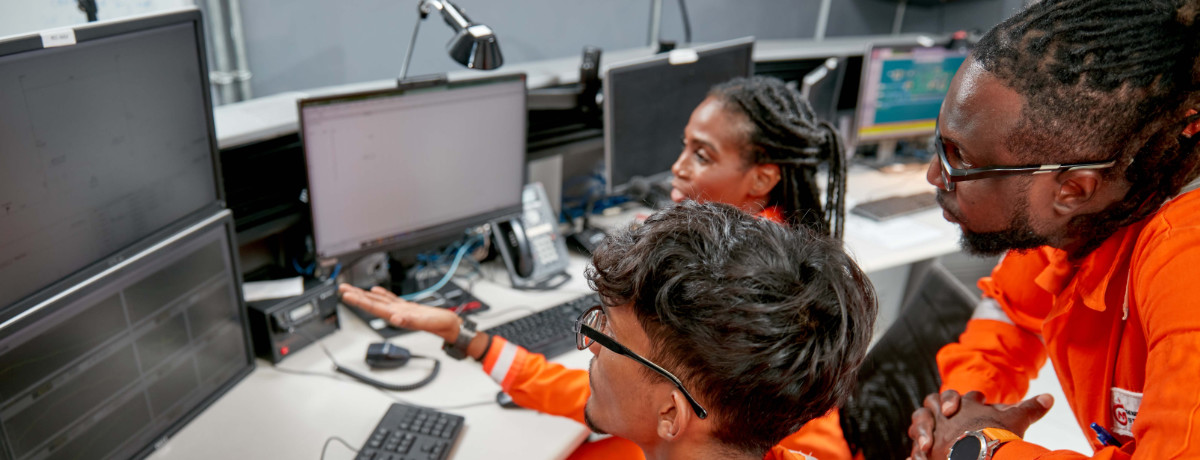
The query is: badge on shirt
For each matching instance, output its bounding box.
[1111,387,1143,437]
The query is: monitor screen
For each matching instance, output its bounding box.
[300,75,527,261]
[604,38,754,194]
[801,57,847,126]
[0,210,252,460]
[0,11,222,311]
[854,44,968,142]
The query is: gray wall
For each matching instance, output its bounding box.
[237,0,1028,99]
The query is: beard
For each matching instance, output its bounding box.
[940,190,1051,256]
[583,357,609,435]
[583,405,608,435]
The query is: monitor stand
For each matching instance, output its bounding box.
[875,140,898,165]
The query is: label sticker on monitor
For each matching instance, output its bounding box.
[41,28,77,48]
[668,49,699,65]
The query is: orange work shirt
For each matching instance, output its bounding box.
[937,188,1200,459]
[481,336,847,460]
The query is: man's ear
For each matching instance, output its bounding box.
[748,163,781,198]
[1052,169,1105,216]
[656,390,695,442]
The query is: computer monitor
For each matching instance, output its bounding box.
[801,56,848,126]
[299,74,527,263]
[0,9,224,311]
[0,210,253,460]
[854,43,968,144]
[603,37,755,194]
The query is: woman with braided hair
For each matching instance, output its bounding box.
[670,75,847,238]
[908,0,1200,459]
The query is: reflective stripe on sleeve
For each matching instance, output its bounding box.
[488,341,520,385]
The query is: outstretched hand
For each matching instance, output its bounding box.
[907,389,1054,460]
[338,284,463,343]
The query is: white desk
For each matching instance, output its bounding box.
[147,258,598,460]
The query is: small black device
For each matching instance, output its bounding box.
[485,293,599,359]
[496,391,521,409]
[365,342,414,369]
[246,278,340,363]
[493,183,571,290]
[567,226,607,256]
[577,46,603,114]
[358,402,464,460]
[851,191,940,221]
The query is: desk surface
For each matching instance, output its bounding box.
[147,258,598,460]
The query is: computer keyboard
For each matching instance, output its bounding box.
[485,293,599,359]
[357,402,464,460]
[851,191,939,221]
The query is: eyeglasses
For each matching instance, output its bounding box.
[933,122,1117,192]
[573,305,709,419]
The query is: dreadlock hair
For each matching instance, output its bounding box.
[707,76,849,239]
[973,0,1200,256]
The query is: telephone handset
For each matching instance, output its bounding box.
[493,182,571,290]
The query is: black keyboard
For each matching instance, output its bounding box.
[485,293,599,359]
[357,403,464,460]
[851,191,939,221]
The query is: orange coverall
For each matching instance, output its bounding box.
[937,187,1200,459]
[475,206,851,460]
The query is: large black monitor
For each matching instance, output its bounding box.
[0,9,224,311]
[603,37,755,194]
[0,210,253,460]
[299,74,527,263]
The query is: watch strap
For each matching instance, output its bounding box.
[442,318,477,360]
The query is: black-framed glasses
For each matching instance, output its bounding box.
[573,306,709,419]
[933,122,1117,192]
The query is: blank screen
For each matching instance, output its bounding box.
[0,22,219,310]
[0,219,248,460]
[301,78,526,259]
[605,41,753,191]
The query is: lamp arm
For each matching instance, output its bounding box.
[417,0,472,32]
[399,3,428,81]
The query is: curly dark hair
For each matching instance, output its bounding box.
[585,201,877,456]
[708,76,848,239]
[973,0,1200,256]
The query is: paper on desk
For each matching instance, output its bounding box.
[846,217,942,250]
[242,277,304,302]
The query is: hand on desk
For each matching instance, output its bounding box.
[338,284,462,343]
[906,389,1053,459]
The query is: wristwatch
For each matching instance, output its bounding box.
[948,428,1020,460]
[442,318,477,360]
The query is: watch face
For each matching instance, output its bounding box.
[949,433,984,460]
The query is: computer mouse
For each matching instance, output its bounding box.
[364,342,412,369]
[496,391,522,409]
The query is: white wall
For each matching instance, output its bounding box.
[0,0,192,38]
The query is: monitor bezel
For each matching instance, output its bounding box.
[602,37,756,196]
[852,37,967,144]
[0,209,254,460]
[0,8,230,313]
[297,73,528,264]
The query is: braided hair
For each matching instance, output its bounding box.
[708,76,848,239]
[973,0,1200,256]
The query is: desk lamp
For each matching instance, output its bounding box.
[399,0,504,81]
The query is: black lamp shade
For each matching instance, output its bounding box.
[447,24,503,70]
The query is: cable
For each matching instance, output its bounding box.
[320,436,358,460]
[399,233,485,301]
[677,0,692,44]
[293,330,442,392]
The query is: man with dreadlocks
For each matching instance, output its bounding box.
[907,0,1200,459]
